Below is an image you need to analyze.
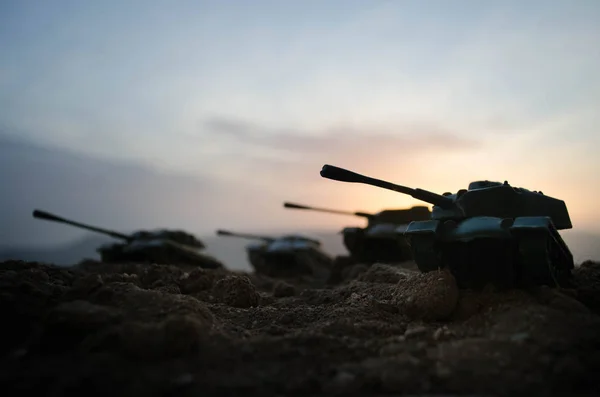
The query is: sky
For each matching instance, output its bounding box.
[1,0,600,250]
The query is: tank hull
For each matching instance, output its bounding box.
[403,216,574,289]
[246,241,333,278]
[97,239,224,269]
[342,225,413,265]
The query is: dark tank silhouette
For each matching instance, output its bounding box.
[215,229,333,279]
[319,164,574,289]
[283,202,430,266]
[32,209,224,269]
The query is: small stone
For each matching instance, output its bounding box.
[404,325,429,338]
[213,276,260,308]
[433,326,453,341]
[509,332,530,343]
[181,268,217,294]
[272,281,296,298]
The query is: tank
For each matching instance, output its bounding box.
[283,202,431,265]
[32,209,224,269]
[215,229,333,279]
[319,164,574,289]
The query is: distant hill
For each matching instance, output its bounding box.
[1,229,598,270]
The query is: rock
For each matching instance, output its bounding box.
[140,264,185,288]
[404,324,429,338]
[579,260,600,270]
[433,326,455,341]
[213,276,260,308]
[272,281,296,297]
[392,268,459,321]
[357,264,407,284]
[180,268,218,294]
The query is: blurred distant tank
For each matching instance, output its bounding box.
[283,202,431,265]
[32,209,224,269]
[215,229,333,278]
[319,164,574,289]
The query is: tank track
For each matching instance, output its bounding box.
[406,216,574,290]
[509,217,574,288]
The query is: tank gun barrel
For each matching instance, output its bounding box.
[216,229,275,242]
[319,164,454,209]
[32,209,132,241]
[283,202,372,218]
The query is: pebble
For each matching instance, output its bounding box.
[404,325,429,338]
[509,332,530,343]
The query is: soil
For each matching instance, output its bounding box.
[1,259,600,397]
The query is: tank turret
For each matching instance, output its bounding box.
[319,164,574,289]
[216,229,332,279]
[216,229,276,243]
[33,209,224,269]
[284,198,431,267]
[33,210,132,241]
[283,202,374,219]
[320,165,453,208]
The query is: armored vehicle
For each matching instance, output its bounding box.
[283,202,430,265]
[216,229,333,278]
[32,209,224,269]
[319,164,574,289]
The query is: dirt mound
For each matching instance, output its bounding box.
[2,259,600,396]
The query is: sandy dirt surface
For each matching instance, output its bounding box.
[1,259,600,397]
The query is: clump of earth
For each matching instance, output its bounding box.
[1,259,600,396]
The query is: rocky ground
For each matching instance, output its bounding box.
[1,259,600,397]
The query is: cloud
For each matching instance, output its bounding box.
[202,115,481,167]
[2,0,599,179]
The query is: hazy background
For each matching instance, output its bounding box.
[1,0,599,269]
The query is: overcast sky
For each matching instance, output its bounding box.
[2,0,600,247]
